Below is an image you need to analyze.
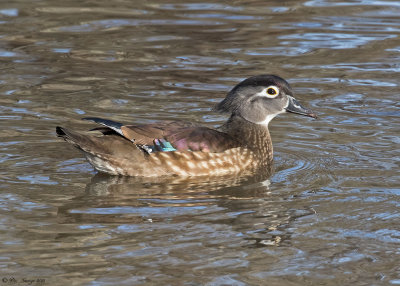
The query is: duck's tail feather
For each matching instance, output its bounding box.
[56,126,148,175]
[56,126,93,150]
[56,126,143,155]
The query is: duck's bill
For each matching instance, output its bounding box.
[285,96,317,119]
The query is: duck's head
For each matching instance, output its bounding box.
[214,75,317,125]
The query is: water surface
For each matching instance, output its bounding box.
[0,0,399,285]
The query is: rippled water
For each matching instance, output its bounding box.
[1,0,399,285]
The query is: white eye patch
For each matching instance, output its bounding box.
[254,85,280,99]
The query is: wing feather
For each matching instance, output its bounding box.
[85,118,239,153]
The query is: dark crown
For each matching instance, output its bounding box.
[214,74,292,114]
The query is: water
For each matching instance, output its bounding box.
[1,0,399,285]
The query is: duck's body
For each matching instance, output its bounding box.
[56,75,316,177]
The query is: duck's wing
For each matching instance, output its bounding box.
[83,117,240,153]
[161,126,240,152]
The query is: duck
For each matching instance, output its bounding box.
[56,75,316,177]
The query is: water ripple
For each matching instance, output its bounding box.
[1,0,399,284]
[42,19,223,33]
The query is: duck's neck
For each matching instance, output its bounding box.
[220,115,273,162]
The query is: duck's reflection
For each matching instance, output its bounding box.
[57,168,314,247]
[85,169,272,197]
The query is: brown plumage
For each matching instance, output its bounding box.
[56,75,316,177]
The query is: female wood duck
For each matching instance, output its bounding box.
[56,75,316,177]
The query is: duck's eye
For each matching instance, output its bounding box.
[264,86,279,98]
[267,88,276,95]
